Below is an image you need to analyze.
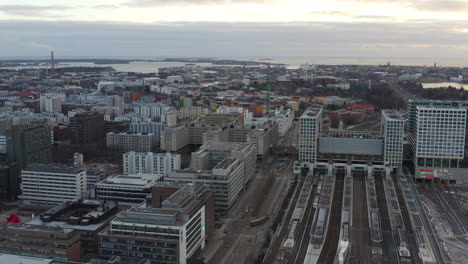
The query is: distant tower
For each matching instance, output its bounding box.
[51,51,54,70]
[265,67,271,117]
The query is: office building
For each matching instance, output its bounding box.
[98,184,212,264]
[123,152,181,175]
[0,164,19,201]
[106,132,154,154]
[161,107,177,127]
[104,120,131,134]
[411,104,467,183]
[247,121,279,158]
[25,200,120,261]
[0,225,81,261]
[407,100,468,134]
[107,95,124,114]
[298,107,323,165]
[7,124,52,169]
[40,94,62,113]
[160,124,190,152]
[129,122,167,145]
[203,112,244,125]
[20,164,87,206]
[96,175,159,204]
[167,158,244,216]
[70,112,105,144]
[133,103,170,122]
[91,106,122,121]
[178,106,209,120]
[382,110,405,169]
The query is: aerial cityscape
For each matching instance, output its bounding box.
[1,1,468,264]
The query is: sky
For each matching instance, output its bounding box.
[0,0,467,65]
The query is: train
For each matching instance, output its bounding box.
[250,216,269,226]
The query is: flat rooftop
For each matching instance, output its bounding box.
[301,106,322,118]
[0,253,52,264]
[382,109,403,120]
[321,130,381,139]
[23,164,83,174]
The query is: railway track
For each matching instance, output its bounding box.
[375,172,400,264]
[349,172,371,263]
[316,171,345,264]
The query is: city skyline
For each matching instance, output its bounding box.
[0,1,467,60]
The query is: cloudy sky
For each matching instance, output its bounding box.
[1,0,467,65]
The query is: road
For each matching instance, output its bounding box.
[374,172,400,264]
[349,171,372,264]
[402,172,446,264]
[421,183,467,245]
[262,161,303,264]
[384,76,420,106]
[317,170,345,264]
[204,153,291,264]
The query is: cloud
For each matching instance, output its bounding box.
[0,5,72,18]
[1,20,467,65]
[126,0,273,7]
[340,0,468,12]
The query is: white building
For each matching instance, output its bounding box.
[123,151,181,175]
[414,106,466,178]
[98,184,208,264]
[40,94,62,113]
[20,164,87,206]
[129,122,167,144]
[298,107,323,165]
[97,81,115,92]
[271,109,294,137]
[106,95,124,114]
[382,110,404,169]
[133,103,170,122]
[161,107,177,127]
[167,75,184,83]
[216,106,247,121]
[96,175,158,204]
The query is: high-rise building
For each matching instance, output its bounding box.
[381,110,404,169]
[20,164,87,206]
[129,122,167,145]
[298,107,323,164]
[123,151,181,175]
[69,112,105,144]
[106,95,124,114]
[410,104,467,183]
[98,184,212,264]
[40,94,62,113]
[161,107,177,127]
[133,103,169,122]
[106,132,154,154]
[6,124,52,169]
